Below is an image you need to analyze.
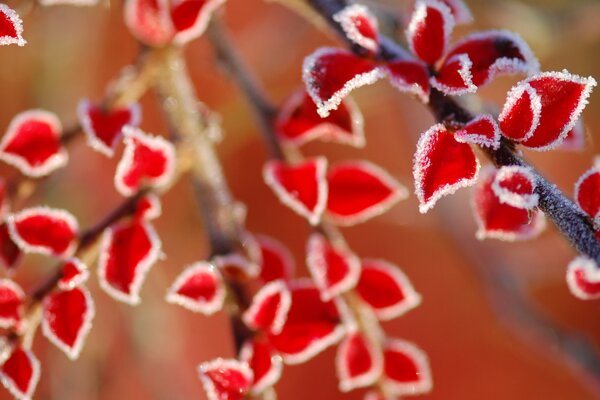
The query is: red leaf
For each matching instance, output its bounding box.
[255,234,295,283]
[356,259,421,320]
[491,165,538,209]
[413,124,479,213]
[268,280,346,364]
[98,220,161,305]
[170,0,225,44]
[0,224,22,273]
[0,280,24,329]
[406,0,454,65]
[575,159,600,225]
[454,114,500,149]
[243,280,291,334]
[42,286,95,360]
[303,47,384,117]
[327,161,408,226]
[307,233,360,301]
[438,0,472,24]
[198,358,253,400]
[263,157,328,225]
[430,53,476,95]
[383,59,430,103]
[78,100,141,157]
[275,89,365,147]
[383,339,432,396]
[166,261,225,314]
[433,30,539,95]
[558,118,586,152]
[124,0,174,46]
[239,338,283,395]
[0,110,66,177]
[0,348,40,400]
[134,194,162,221]
[333,4,379,53]
[502,71,596,150]
[7,207,78,258]
[58,258,89,290]
[0,4,26,46]
[336,331,383,392]
[214,253,259,280]
[472,166,545,241]
[114,126,176,197]
[566,256,600,300]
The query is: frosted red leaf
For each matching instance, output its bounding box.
[78,100,141,157]
[438,0,472,24]
[0,4,26,46]
[382,339,432,396]
[0,110,66,177]
[0,348,40,400]
[255,234,295,283]
[243,280,291,335]
[58,258,89,291]
[356,259,421,320]
[170,0,226,44]
[198,358,253,400]
[0,280,24,329]
[303,47,385,117]
[333,4,380,53]
[307,233,361,301]
[336,331,383,392]
[124,0,174,46]
[275,89,365,147]
[566,256,600,300]
[7,207,78,258]
[327,161,408,226]
[134,194,162,220]
[383,59,430,103]
[472,167,545,241]
[263,157,328,225]
[268,280,346,364]
[98,220,161,305]
[239,338,283,395]
[166,261,225,314]
[454,114,500,149]
[503,71,596,150]
[430,53,476,95]
[558,118,586,152]
[42,286,95,360]
[0,224,22,273]
[575,159,600,226]
[406,0,454,65]
[492,166,538,209]
[413,124,479,213]
[498,83,541,142]
[114,126,176,197]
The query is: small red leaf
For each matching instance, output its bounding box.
[98,220,161,305]
[275,89,365,147]
[7,207,78,258]
[78,100,141,157]
[166,261,225,314]
[336,331,383,392]
[268,280,345,364]
[356,259,421,320]
[307,233,361,301]
[303,47,385,117]
[170,0,225,44]
[243,280,291,334]
[114,126,176,197]
[438,0,472,24]
[327,161,408,226]
[406,0,454,65]
[263,157,328,225]
[430,53,476,95]
[124,0,174,46]
[255,234,295,283]
[383,339,432,396]
[413,124,479,213]
[491,165,538,209]
[498,83,541,142]
[58,258,89,290]
[134,194,162,221]
[0,280,24,329]
[454,114,501,149]
[0,4,26,46]
[0,110,66,177]
[239,339,283,395]
[566,256,600,300]
[198,358,253,400]
[472,166,545,241]
[42,286,95,360]
[0,348,40,400]
[383,59,430,103]
[0,224,22,273]
[575,159,600,225]
[333,4,379,53]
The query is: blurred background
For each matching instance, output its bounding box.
[1,0,600,398]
